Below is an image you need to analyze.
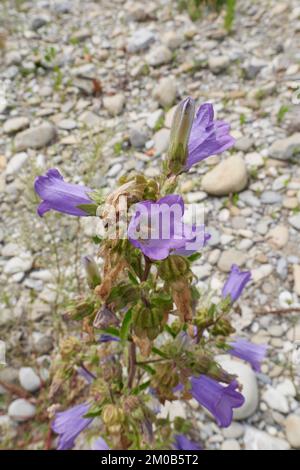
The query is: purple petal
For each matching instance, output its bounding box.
[191,375,245,428]
[52,402,93,450]
[228,338,268,372]
[91,436,110,450]
[222,264,251,303]
[174,434,202,451]
[34,168,93,217]
[186,103,235,169]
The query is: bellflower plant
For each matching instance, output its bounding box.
[35,97,255,451]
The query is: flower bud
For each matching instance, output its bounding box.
[158,255,191,282]
[83,256,101,289]
[167,97,195,175]
[60,336,81,359]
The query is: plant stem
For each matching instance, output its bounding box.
[128,256,152,388]
[127,341,137,389]
[257,307,300,316]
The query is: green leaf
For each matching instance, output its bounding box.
[164,324,176,338]
[98,326,120,337]
[132,380,151,395]
[128,270,140,286]
[77,203,98,216]
[138,364,155,375]
[92,235,102,244]
[84,403,103,418]
[187,252,202,263]
[151,347,168,359]
[120,308,133,342]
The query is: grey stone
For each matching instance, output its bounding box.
[153,128,170,154]
[19,367,41,392]
[262,386,289,413]
[146,45,172,66]
[57,119,77,130]
[79,111,101,128]
[202,156,248,196]
[129,126,149,148]
[218,249,247,272]
[289,214,300,230]
[162,31,183,50]
[146,109,164,130]
[244,427,290,450]
[208,55,230,73]
[8,399,36,422]
[153,77,177,108]
[103,94,125,116]
[6,152,29,175]
[221,439,240,450]
[31,17,49,31]
[269,133,300,161]
[235,136,253,152]
[127,29,155,53]
[4,117,29,134]
[33,334,53,354]
[4,254,33,274]
[14,123,56,151]
[261,191,282,204]
[285,414,300,448]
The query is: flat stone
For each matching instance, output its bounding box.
[221,439,240,450]
[208,55,230,73]
[245,152,264,168]
[3,254,33,274]
[146,45,172,66]
[266,225,289,248]
[78,111,101,128]
[218,249,247,272]
[146,109,164,130]
[235,136,253,152]
[222,422,244,439]
[103,94,125,116]
[19,367,41,392]
[293,264,300,295]
[57,119,77,130]
[8,399,36,422]
[244,426,290,450]
[261,191,282,204]
[6,152,29,175]
[202,156,248,196]
[14,123,56,151]
[129,126,149,149]
[262,386,289,413]
[153,77,177,108]
[162,31,183,50]
[289,214,300,230]
[4,117,29,134]
[153,128,170,155]
[127,29,155,53]
[285,414,300,448]
[251,264,273,282]
[269,133,300,161]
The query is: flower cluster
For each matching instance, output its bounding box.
[35,98,266,451]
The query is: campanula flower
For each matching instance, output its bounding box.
[186,102,235,170]
[91,436,110,450]
[228,338,267,372]
[52,402,93,450]
[174,434,202,451]
[222,264,251,303]
[34,168,93,217]
[128,194,208,260]
[190,375,244,428]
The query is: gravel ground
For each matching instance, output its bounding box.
[0,0,300,450]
